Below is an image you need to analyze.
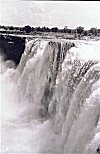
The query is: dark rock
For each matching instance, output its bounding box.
[97,145,100,154]
[0,34,26,65]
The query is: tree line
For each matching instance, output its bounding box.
[0,25,100,36]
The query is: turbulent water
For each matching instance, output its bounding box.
[1,38,100,154]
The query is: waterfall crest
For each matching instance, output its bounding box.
[1,39,100,153]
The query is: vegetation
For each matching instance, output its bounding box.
[0,25,100,37]
[24,25,32,33]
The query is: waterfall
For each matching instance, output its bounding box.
[1,38,100,154]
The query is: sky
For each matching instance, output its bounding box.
[0,0,100,29]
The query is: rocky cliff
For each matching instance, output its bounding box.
[0,34,25,65]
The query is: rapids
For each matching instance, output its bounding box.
[1,38,100,154]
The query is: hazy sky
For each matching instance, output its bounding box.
[0,0,100,29]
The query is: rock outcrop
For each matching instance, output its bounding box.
[0,34,25,65]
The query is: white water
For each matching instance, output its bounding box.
[1,39,100,154]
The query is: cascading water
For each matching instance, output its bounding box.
[1,38,100,154]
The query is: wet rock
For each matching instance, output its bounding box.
[0,34,25,65]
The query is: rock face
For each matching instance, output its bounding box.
[0,34,25,65]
